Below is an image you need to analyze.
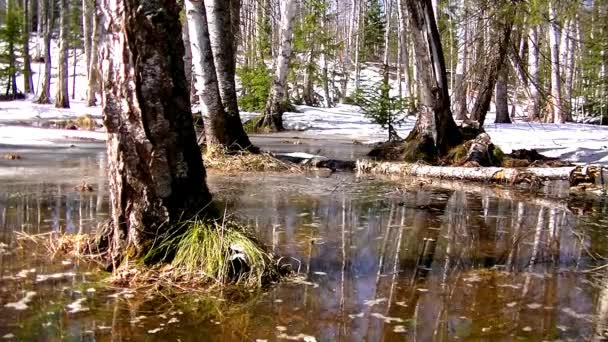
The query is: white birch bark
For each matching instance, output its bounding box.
[382,0,393,68]
[452,0,468,120]
[86,0,102,107]
[82,0,93,78]
[549,2,564,123]
[55,0,70,108]
[185,0,228,145]
[260,0,297,130]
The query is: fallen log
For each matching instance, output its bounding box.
[356,160,607,189]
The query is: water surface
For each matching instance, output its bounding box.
[0,154,607,341]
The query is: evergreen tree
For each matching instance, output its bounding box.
[361,0,385,61]
[0,0,23,98]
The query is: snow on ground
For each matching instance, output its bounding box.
[1,46,607,164]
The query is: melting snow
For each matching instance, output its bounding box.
[4,291,36,310]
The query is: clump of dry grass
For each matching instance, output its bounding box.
[203,146,302,173]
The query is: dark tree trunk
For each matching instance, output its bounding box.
[494,61,511,123]
[469,3,515,127]
[23,0,35,94]
[402,0,462,160]
[99,0,213,267]
[206,0,256,151]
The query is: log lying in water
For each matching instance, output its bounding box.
[356,161,607,189]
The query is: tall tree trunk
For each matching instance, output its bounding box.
[353,0,363,92]
[205,0,255,151]
[340,0,358,102]
[469,3,515,126]
[452,0,468,120]
[302,46,315,106]
[258,0,297,131]
[55,0,70,108]
[36,0,53,104]
[402,0,462,160]
[494,62,511,123]
[321,4,331,107]
[86,0,102,107]
[99,0,212,266]
[382,0,392,80]
[548,1,564,123]
[185,0,229,146]
[181,11,193,99]
[527,26,541,121]
[23,0,34,94]
[397,0,411,101]
[562,18,575,122]
[82,0,93,78]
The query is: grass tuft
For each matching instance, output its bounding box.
[145,219,281,288]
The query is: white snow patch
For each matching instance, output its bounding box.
[4,291,36,310]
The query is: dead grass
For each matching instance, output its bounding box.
[203,145,302,173]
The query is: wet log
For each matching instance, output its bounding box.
[273,153,356,171]
[357,161,607,189]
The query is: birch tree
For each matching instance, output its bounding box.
[185,0,229,146]
[55,0,70,108]
[398,0,462,161]
[97,0,212,266]
[548,1,564,123]
[206,0,255,150]
[86,0,102,106]
[258,0,297,131]
[35,0,53,104]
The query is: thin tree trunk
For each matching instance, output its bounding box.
[185,0,229,146]
[469,3,515,126]
[72,47,77,99]
[205,0,255,151]
[23,0,34,94]
[353,0,363,91]
[527,26,541,121]
[452,0,468,120]
[99,0,212,266]
[494,62,511,123]
[36,0,53,104]
[181,12,194,100]
[86,0,102,107]
[397,0,411,100]
[549,1,564,123]
[562,18,575,122]
[382,0,393,78]
[83,0,93,77]
[55,0,70,108]
[258,0,297,131]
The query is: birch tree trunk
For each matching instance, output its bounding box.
[562,18,575,122]
[470,2,515,126]
[382,0,393,75]
[206,0,255,150]
[185,0,229,146]
[340,0,358,102]
[36,0,53,104]
[181,13,193,100]
[494,62,511,123]
[452,0,468,120]
[258,0,297,131]
[397,0,411,100]
[527,26,541,121]
[82,0,93,77]
[549,1,564,124]
[23,0,34,94]
[86,0,102,107]
[98,0,212,267]
[401,0,462,160]
[55,0,70,108]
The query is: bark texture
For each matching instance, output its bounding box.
[86,0,102,106]
[403,0,462,159]
[23,0,34,94]
[494,62,511,123]
[206,0,255,150]
[549,1,564,123]
[55,0,70,108]
[100,0,212,265]
[36,0,53,104]
[258,0,297,131]
[527,26,540,121]
[185,0,229,146]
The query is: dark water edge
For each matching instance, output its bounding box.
[0,151,607,341]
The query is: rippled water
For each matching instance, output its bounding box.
[1,154,607,341]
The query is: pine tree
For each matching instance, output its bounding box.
[361,0,385,61]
